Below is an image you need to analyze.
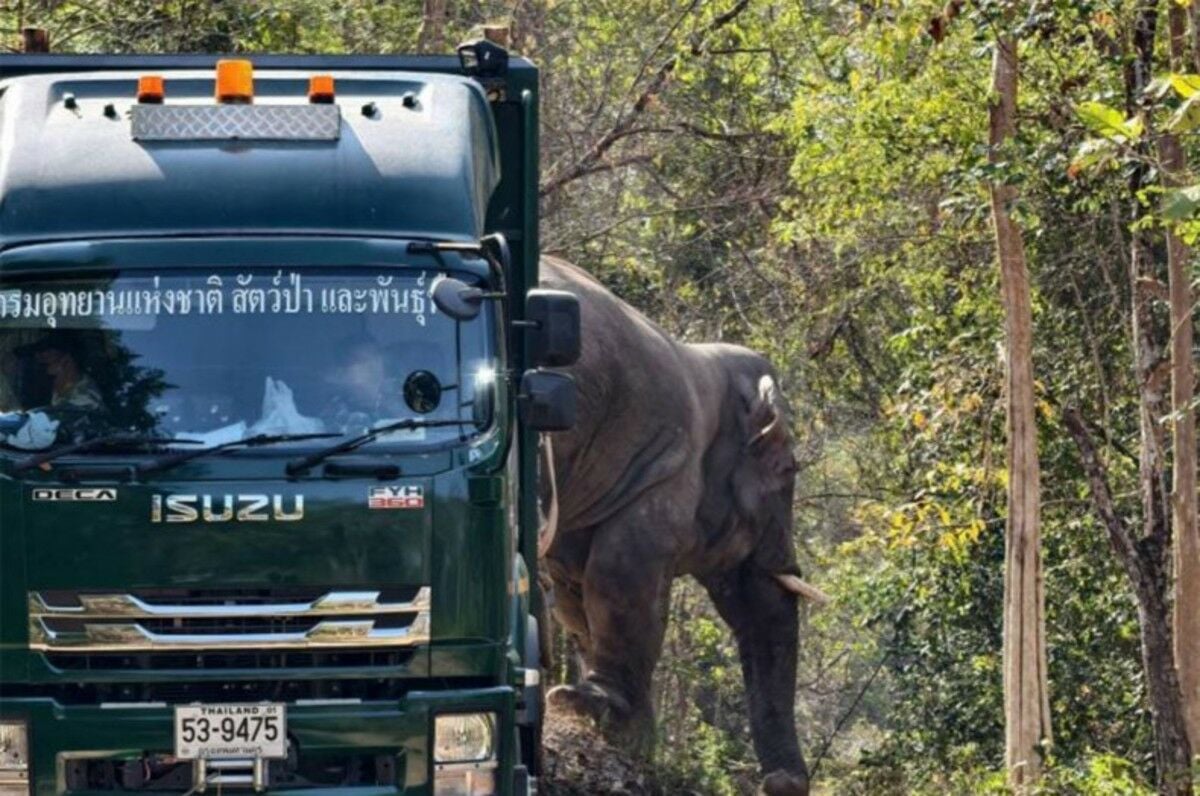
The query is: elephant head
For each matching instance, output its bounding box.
[733,373,798,572]
[733,376,830,601]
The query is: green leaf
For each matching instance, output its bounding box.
[1169,73,1200,98]
[1075,101,1140,141]
[1167,95,1200,133]
[1075,101,1125,135]
[1162,184,1200,221]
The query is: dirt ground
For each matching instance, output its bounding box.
[539,706,659,796]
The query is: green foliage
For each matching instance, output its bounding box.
[2,1,431,53]
[1161,184,1200,221]
[853,754,1156,796]
[1041,755,1156,795]
[766,0,1159,790]
[1076,102,1142,142]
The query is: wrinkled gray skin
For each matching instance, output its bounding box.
[537,257,809,796]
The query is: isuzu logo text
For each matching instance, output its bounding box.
[151,494,305,523]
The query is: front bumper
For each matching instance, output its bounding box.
[0,687,520,796]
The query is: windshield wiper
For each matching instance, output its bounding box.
[137,432,342,476]
[286,418,474,476]
[12,435,203,473]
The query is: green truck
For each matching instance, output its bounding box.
[0,44,579,796]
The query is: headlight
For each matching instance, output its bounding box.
[0,721,29,796]
[433,713,495,764]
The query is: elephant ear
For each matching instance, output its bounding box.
[732,374,798,574]
[744,374,795,484]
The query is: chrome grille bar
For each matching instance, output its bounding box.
[28,589,430,653]
[28,588,430,618]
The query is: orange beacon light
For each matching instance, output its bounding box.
[215,59,254,104]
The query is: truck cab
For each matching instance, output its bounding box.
[0,48,568,796]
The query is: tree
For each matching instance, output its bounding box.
[1064,408,1193,795]
[987,19,1051,789]
[1065,8,1195,790]
[1165,0,1200,759]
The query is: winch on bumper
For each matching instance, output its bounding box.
[0,687,520,796]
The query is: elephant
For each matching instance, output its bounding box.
[535,256,816,796]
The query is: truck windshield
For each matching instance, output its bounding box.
[0,267,496,452]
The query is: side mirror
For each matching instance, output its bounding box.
[518,369,577,431]
[431,275,484,321]
[526,289,581,367]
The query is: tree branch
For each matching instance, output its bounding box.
[1062,406,1142,580]
[539,0,751,199]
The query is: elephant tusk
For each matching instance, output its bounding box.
[773,573,831,606]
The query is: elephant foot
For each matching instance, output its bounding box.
[546,681,654,755]
[547,681,622,723]
[759,769,810,796]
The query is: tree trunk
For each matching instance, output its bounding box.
[1119,4,1198,790]
[21,26,48,52]
[1189,0,1200,72]
[1165,1,1200,753]
[988,31,1051,789]
[417,0,448,54]
[1064,410,1194,795]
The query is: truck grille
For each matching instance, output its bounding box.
[28,588,431,653]
[63,751,399,792]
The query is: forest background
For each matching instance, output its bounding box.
[5,1,1195,793]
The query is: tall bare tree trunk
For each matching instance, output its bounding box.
[1167,0,1200,755]
[988,31,1051,789]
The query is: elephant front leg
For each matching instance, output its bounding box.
[547,526,672,753]
[544,556,591,651]
[702,564,810,796]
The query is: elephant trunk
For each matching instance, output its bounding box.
[743,575,808,789]
[705,566,810,795]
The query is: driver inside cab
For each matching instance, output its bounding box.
[24,333,103,413]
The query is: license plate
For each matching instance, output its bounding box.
[174,703,286,760]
